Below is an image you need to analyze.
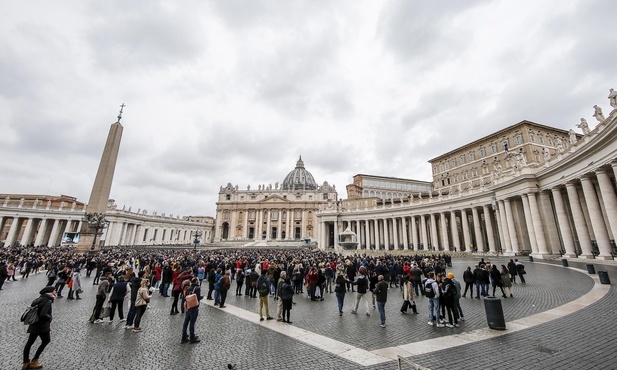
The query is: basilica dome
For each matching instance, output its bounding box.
[281,156,318,190]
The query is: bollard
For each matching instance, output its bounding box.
[586,264,596,274]
[529,255,534,262]
[561,259,569,267]
[483,297,506,330]
[598,271,611,284]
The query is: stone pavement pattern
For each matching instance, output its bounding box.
[0,258,614,370]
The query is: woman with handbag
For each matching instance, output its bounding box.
[182,278,202,343]
[133,279,152,333]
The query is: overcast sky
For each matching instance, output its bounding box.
[1,1,615,217]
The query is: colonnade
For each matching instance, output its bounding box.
[217,208,314,242]
[320,163,616,259]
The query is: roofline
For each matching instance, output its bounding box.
[352,174,432,185]
[428,120,572,162]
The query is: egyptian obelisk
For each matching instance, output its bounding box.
[76,105,125,251]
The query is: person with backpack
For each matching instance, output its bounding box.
[440,274,460,328]
[257,269,273,321]
[22,286,56,370]
[181,277,203,343]
[45,265,57,287]
[425,272,443,327]
[218,270,231,308]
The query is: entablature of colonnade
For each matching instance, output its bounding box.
[535,110,617,190]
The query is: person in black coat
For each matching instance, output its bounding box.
[22,286,56,370]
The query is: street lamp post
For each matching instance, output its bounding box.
[191,230,202,251]
[83,212,108,251]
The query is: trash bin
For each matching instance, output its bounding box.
[598,271,611,285]
[586,264,596,274]
[529,255,534,263]
[561,259,569,267]
[483,297,506,330]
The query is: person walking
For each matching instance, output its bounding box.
[400,275,418,314]
[334,271,348,316]
[133,279,152,333]
[257,270,273,321]
[108,275,129,322]
[374,275,388,328]
[462,266,474,298]
[280,277,294,324]
[68,268,82,300]
[490,265,506,298]
[500,265,514,298]
[22,286,56,370]
[350,266,370,316]
[90,272,112,324]
[125,271,145,330]
[182,278,203,343]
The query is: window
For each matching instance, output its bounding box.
[459,155,466,164]
[479,146,486,157]
[295,210,301,220]
[471,167,478,177]
[439,163,444,172]
[450,158,456,168]
[490,143,497,153]
[323,193,328,200]
[249,210,255,220]
[223,211,229,220]
[529,131,536,142]
[454,173,459,182]
[433,165,437,174]
[547,136,553,146]
[514,133,523,145]
[538,133,544,144]
[502,138,509,151]
[469,151,475,161]
[272,210,278,220]
[226,194,231,200]
[445,161,449,171]
[462,170,469,180]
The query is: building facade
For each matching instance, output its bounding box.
[318,95,617,260]
[0,195,213,248]
[214,157,338,243]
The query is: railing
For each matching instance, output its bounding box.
[397,356,431,370]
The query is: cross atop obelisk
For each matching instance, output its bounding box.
[117,103,125,123]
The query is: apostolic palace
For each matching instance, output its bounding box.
[1,90,617,261]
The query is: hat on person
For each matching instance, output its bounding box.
[39,286,56,295]
[447,272,455,279]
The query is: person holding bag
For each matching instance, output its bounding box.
[133,279,152,333]
[181,278,202,343]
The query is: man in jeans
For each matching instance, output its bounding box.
[350,266,370,316]
[374,275,388,328]
[90,272,112,324]
[425,272,444,327]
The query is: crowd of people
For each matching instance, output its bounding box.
[0,244,529,370]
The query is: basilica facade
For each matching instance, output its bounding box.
[319,93,617,260]
[213,157,338,243]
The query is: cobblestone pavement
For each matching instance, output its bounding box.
[1,258,614,370]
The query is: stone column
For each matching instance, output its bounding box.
[47,219,62,247]
[440,212,449,251]
[461,209,471,251]
[420,215,429,251]
[596,169,617,241]
[497,201,511,253]
[565,182,594,258]
[286,209,292,240]
[5,217,22,247]
[483,205,497,253]
[472,207,484,252]
[393,217,400,249]
[529,192,549,255]
[551,187,577,257]
[265,209,271,241]
[411,216,419,250]
[277,210,283,240]
[504,199,520,253]
[356,220,362,250]
[383,218,390,249]
[580,176,613,259]
[430,213,439,250]
[34,219,49,246]
[450,211,461,251]
[243,210,249,239]
[401,216,409,250]
[521,194,539,254]
[21,218,36,246]
[374,219,380,248]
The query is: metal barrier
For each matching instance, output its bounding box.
[397,356,431,370]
